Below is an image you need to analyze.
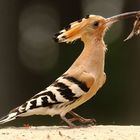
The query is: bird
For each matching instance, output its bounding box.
[0,11,139,127]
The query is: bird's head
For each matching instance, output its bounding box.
[54,11,140,43]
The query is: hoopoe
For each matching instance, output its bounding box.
[0,11,139,127]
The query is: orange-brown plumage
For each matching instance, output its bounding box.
[0,11,139,127]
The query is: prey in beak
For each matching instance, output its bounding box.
[105,11,140,41]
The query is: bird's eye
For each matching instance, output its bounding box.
[92,21,100,28]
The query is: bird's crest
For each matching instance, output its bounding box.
[53,15,92,43]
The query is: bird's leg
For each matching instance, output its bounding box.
[60,111,96,127]
[60,115,76,128]
[68,111,96,124]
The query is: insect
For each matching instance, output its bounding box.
[0,11,139,127]
[124,14,140,41]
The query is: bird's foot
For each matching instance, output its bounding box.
[69,111,96,125]
[68,117,96,124]
[60,111,96,128]
[60,115,76,128]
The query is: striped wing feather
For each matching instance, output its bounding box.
[13,74,90,115]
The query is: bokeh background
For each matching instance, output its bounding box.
[0,0,140,126]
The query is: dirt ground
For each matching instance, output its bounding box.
[0,125,140,140]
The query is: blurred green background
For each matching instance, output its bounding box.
[0,0,140,126]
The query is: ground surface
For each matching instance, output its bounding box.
[0,125,140,140]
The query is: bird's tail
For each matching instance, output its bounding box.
[0,112,18,124]
[0,105,24,124]
[53,16,89,43]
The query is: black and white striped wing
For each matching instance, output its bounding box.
[0,74,90,124]
[15,74,90,115]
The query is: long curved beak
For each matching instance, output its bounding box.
[106,11,140,26]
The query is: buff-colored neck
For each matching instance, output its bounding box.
[67,36,106,77]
